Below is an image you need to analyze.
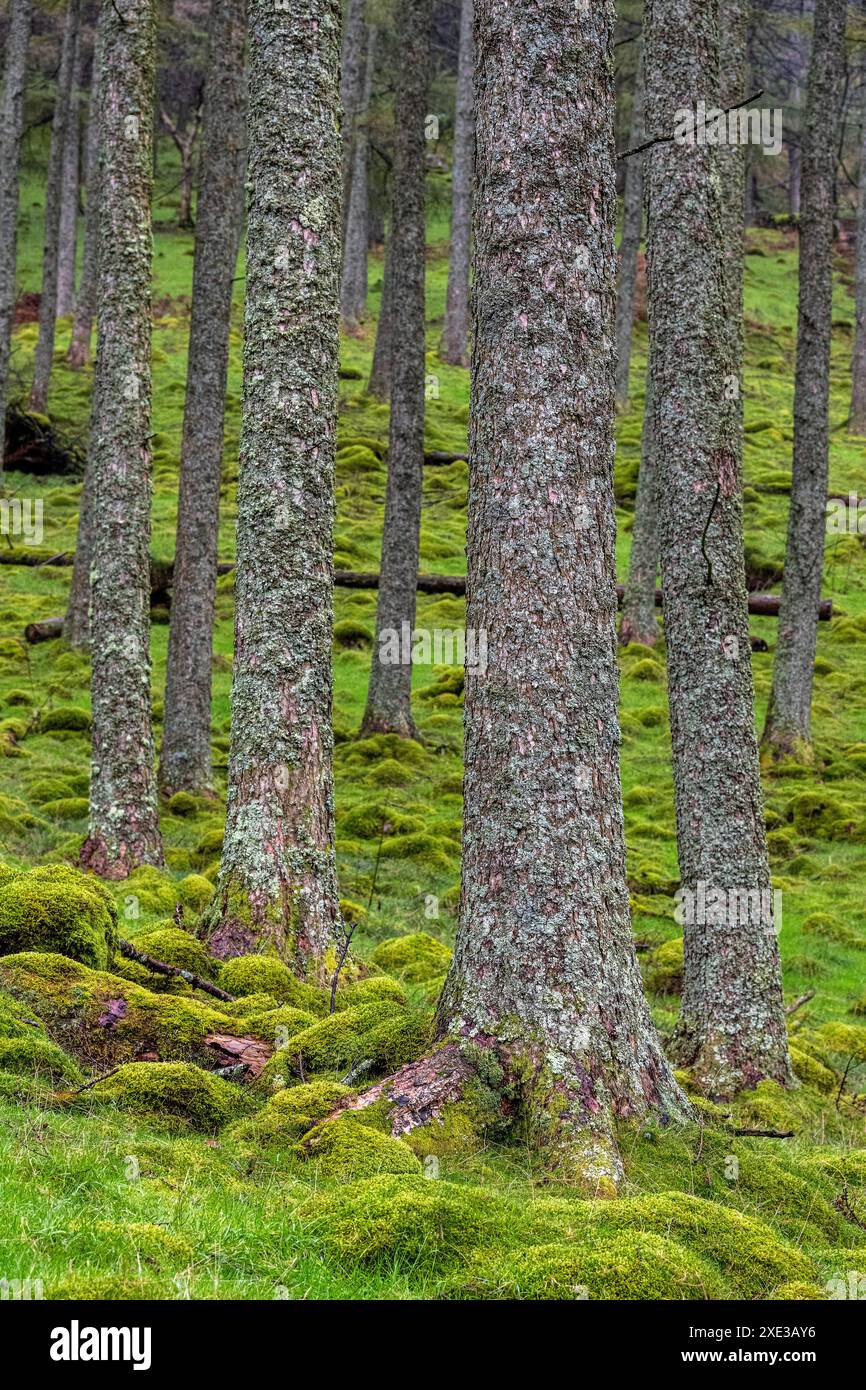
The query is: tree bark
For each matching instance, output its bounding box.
[428,0,691,1188]
[160,0,247,797]
[646,0,792,1099]
[619,366,659,646]
[63,460,93,647]
[367,228,392,398]
[340,23,375,331]
[56,20,84,319]
[29,0,80,413]
[66,17,104,371]
[762,0,846,757]
[850,74,866,434]
[614,34,645,405]
[439,0,473,367]
[201,0,342,976]
[0,0,33,475]
[340,0,368,248]
[360,0,431,738]
[79,0,163,879]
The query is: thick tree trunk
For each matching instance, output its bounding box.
[0,0,33,476]
[66,18,104,370]
[201,0,342,975]
[646,0,792,1099]
[367,230,392,397]
[340,0,368,248]
[850,79,866,434]
[762,0,846,756]
[428,0,691,1188]
[619,367,659,646]
[614,35,645,405]
[29,0,80,413]
[63,460,93,647]
[360,0,430,738]
[439,0,473,367]
[56,22,84,319]
[160,0,247,797]
[79,0,163,879]
[340,24,375,331]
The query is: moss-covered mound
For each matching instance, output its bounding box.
[0,1033,82,1086]
[370,932,452,983]
[0,864,118,969]
[89,1061,252,1132]
[257,1000,429,1087]
[230,1079,352,1152]
[217,955,329,1015]
[133,926,218,982]
[297,1116,423,1179]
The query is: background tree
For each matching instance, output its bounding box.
[439,0,473,366]
[202,0,342,973]
[56,18,84,318]
[762,0,846,756]
[29,0,80,412]
[80,0,163,878]
[340,0,368,245]
[360,0,431,737]
[160,0,246,797]
[851,60,866,433]
[614,32,645,405]
[367,230,392,397]
[340,23,376,330]
[66,10,103,371]
[645,0,792,1097]
[0,0,32,475]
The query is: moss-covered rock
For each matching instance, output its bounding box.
[134,926,217,982]
[39,797,89,820]
[230,1079,351,1151]
[242,1004,317,1042]
[176,874,214,912]
[0,1033,82,1085]
[643,937,684,995]
[259,1001,429,1082]
[801,913,864,948]
[217,955,328,1015]
[167,791,198,817]
[370,932,452,983]
[90,1061,252,1131]
[0,864,118,968]
[789,1045,837,1094]
[297,1116,423,1179]
[39,705,91,733]
[335,974,408,1011]
[120,866,178,915]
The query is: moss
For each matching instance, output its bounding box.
[449,1231,725,1300]
[134,926,217,981]
[338,800,423,840]
[90,1061,252,1131]
[787,790,863,842]
[333,618,372,649]
[801,913,864,948]
[261,1000,430,1079]
[335,975,408,1011]
[242,1004,317,1041]
[39,797,89,820]
[363,758,414,788]
[0,864,118,968]
[771,1281,828,1300]
[39,705,91,733]
[167,791,198,817]
[191,827,224,867]
[217,955,329,1015]
[297,1116,423,1178]
[624,785,656,806]
[643,937,684,995]
[219,991,279,1019]
[733,1153,844,1242]
[0,1034,82,1085]
[176,873,215,912]
[812,1022,866,1063]
[628,659,664,683]
[27,776,76,804]
[68,1219,195,1270]
[371,932,452,983]
[338,898,367,925]
[789,1045,837,1094]
[379,833,457,868]
[4,689,34,707]
[48,1274,171,1300]
[121,865,178,915]
[230,1079,352,1150]
[0,952,237,1066]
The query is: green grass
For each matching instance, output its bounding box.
[0,146,864,1300]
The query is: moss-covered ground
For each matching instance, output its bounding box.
[0,148,864,1300]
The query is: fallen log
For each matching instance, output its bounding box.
[118,938,235,1003]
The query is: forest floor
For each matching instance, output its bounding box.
[0,163,865,1300]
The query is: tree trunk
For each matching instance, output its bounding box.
[63,459,93,647]
[66,16,103,370]
[360,0,430,739]
[160,0,247,797]
[201,0,342,975]
[339,24,375,331]
[30,0,80,413]
[367,228,392,398]
[850,77,866,433]
[646,0,792,1099]
[614,35,645,405]
[619,366,659,646]
[762,0,846,756]
[340,0,368,248]
[439,0,473,367]
[79,0,163,879]
[428,0,691,1189]
[0,0,33,475]
[788,0,806,218]
[56,21,84,319]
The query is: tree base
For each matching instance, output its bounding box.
[79,833,164,881]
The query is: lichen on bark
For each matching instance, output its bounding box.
[0,0,33,475]
[201,0,343,977]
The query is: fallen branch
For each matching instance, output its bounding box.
[118,938,235,1003]
[202,1033,272,1078]
[728,1126,794,1139]
[785,989,816,1016]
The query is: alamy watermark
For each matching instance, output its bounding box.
[378,622,488,674]
[674,101,783,157]
[675,880,782,935]
[0,497,42,546]
[826,494,866,535]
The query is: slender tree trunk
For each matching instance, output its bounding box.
[0,0,33,475]
[619,366,659,645]
[788,0,806,218]
[614,35,645,405]
[202,0,342,974]
[160,105,200,230]
[66,15,103,370]
[63,461,94,648]
[340,0,367,249]
[360,0,430,738]
[423,0,692,1189]
[56,22,84,319]
[160,0,247,796]
[367,228,392,397]
[340,24,375,331]
[850,78,866,433]
[79,0,163,879]
[439,0,473,367]
[29,0,80,413]
[762,0,846,756]
[645,0,792,1098]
